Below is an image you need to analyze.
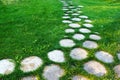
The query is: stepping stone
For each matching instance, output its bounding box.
[62,16,70,19]
[21,76,38,80]
[73,34,85,40]
[72,13,79,16]
[83,40,98,49]
[89,34,101,40]
[67,11,73,13]
[94,32,100,34]
[72,75,89,80]
[59,39,76,48]
[71,9,78,12]
[95,51,114,63]
[62,20,72,24]
[78,5,84,8]
[71,18,81,22]
[83,24,93,28]
[43,64,65,80]
[114,65,120,78]
[70,48,88,60]
[48,50,65,63]
[84,20,92,23]
[79,16,88,19]
[69,23,81,28]
[84,61,107,77]
[0,59,15,75]
[20,56,43,72]
[65,29,75,33]
[69,6,75,9]
[62,8,69,11]
[64,14,69,16]
[117,53,120,60]
[79,28,91,33]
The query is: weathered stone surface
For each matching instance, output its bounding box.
[83,41,98,49]
[69,23,81,28]
[95,51,114,63]
[21,76,38,80]
[70,48,88,60]
[83,24,93,28]
[89,34,101,40]
[62,20,72,24]
[73,34,85,40]
[79,28,91,33]
[72,75,89,80]
[114,65,120,78]
[65,29,75,33]
[84,61,107,77]
[71,18,81,22]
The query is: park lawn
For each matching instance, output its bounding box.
[0,0,120,80]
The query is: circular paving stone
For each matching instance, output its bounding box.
[62,20,72,24]
[43,64,65,80]
[83,41,98,49]
[114,65,120,78]
[69,6,75,9]
[62,8,69,11]
[84,60,107,77]
[65,29,75,33]
[78,5,84,8]
[89,34,101,40]
[84,20,92,23]
[77,11,82,14]
[64,14,69,16]
[79,16,88,19]
[83,24,94,28]
[21,76,38,80]
[59,39,76,47]
[20,56,43,72]
[71,18,81,22]
[69,23,81,28]
[95,51,114,63]
[79,28,91,33]
[62,16,70,19]
[72,13,79,16]
[73,34,85,40]
[70,48,88,60]
[117,53,120,60]
[48,50,65,63]
[72,75,89,80]
[67,11,73,14]
[0,59,15,75]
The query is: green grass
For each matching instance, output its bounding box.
[0,0,120,80]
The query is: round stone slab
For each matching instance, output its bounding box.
[95,51,114,63]
[62,8,69,11]
[79,28,91,33]
[48,50,65,63]
[72,13,79,16]
[59,39,76,48]
[117,53,120,60]
[89,34,101,40]
[79,15,88,19]
[0,59,15,75]
[83,41,98,49]
[84,61,107,77]
[65,29,75,33]
[21,76,38,80]
[62,20,72,24]
[73,34,85,40]
[83,24,94,28]
[43,64,65,80]
[78,5,84,8]
[84,20,92,23]
[20,56,43,72]
[69,23,81,28]
[72,75,89,80]
[71,18,81,22]
[77,11,83,14]
[62,16,70,19]
[114,65,120,78]
[70,48,88,60]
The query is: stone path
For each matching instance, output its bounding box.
[0,0,119,79]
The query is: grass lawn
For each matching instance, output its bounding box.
[0,0,120,80]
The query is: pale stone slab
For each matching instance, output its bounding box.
[62,20,72,24]
[79,28,91,33]
[70,48,88,60]
[69,23,81,28]
[95,51,114,63]
[65,29,75,33]
[21,76,38,80]
[79,16,88,19]
[114,65,120,78]
[89,34,101,40]
[83,41,98,49]
[72,75,89,80]
[43,64,65,80]
[84,61,107,77]
[20,56,43,72]
[0,59,15,75]
[59,39,76,47]
[117,53,120,60]
[72,13,79,16]
[62,16,70,19]
[71,18,81,22]
[84,20,92,23]
[73,34,85,40]
[48,50,65,63]
[83,24,93,28]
